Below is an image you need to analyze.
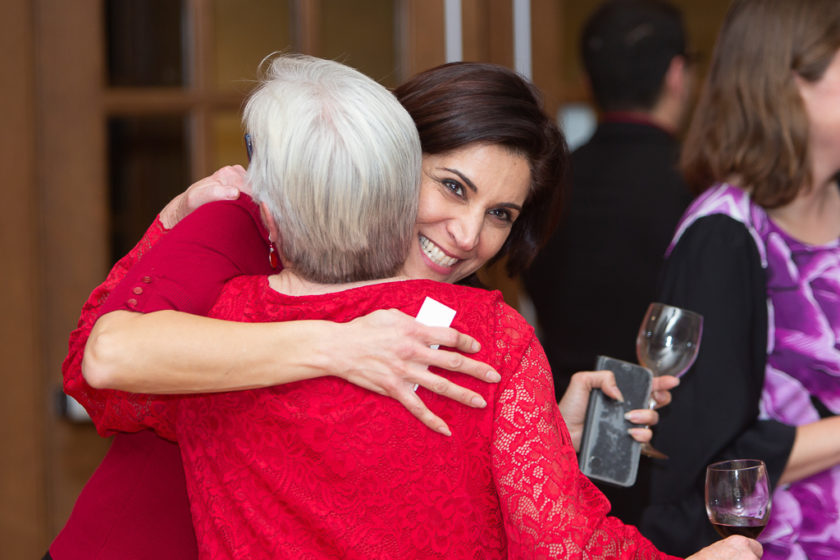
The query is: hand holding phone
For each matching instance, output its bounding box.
[577,356,653,487]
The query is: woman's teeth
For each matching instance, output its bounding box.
[420,236,458,268]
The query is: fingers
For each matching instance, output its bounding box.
[627,427,653,443]
[568,369,624,402]
[338,309,501,437]
[400,317,499,383]
[652,374,680,391]
[687,535,762,560]
[392,388,452,437]
[189,184,240,207]
[744,536,763,557]
[625,408,659,427]
[651,374,679,409]
[160,166,247,228]
[343,372,455,436]
[412,369,488,409]
[421,324,481,354]
[211,165,249,191]
[186,166,245,209]
[420,346,500,384]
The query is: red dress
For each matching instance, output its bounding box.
[94,276,677,560]
[52,196,271,559]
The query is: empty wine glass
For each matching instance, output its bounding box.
[705,459,771,539]
[635,302,703,458]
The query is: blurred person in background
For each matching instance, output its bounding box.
[525,0,695,401]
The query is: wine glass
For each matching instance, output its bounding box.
[705,459,771,539]
[635,302,703,458]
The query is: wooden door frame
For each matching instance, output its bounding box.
[0,0,47,556]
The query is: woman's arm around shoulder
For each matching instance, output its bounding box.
[84,306,502,436]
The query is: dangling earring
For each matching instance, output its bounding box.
[268,234,279,269]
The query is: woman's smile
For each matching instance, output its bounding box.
[419,235,460,269]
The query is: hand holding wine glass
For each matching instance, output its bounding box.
[635,302,703,458]
[705,459,771,539]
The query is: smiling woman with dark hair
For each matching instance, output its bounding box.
[393,61,567,279]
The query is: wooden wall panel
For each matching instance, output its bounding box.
[398,0,446,79]
[0,0,45,555]
[461,0,513,67]
[36,0,112,544]
[531,0,566,119]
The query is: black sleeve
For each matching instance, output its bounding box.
[638,215,796,556]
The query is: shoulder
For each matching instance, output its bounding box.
[413,281,536,364]
[668,184,768,264]
[219,274,267,296]
[209,275,271,319]
[401,281,532,335]
[163,195,264,246]
[659,213,767,316]
[407,281,509,315]
[671,214,762,261]
[183,194,264,231]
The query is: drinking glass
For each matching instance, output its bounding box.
[635,302,703,458]
[705,459,771,539]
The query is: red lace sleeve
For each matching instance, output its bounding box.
[491,306,678,560]
[62,197,270,439]
[62,216,168,431]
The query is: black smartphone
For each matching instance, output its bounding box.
[578,355,653,487]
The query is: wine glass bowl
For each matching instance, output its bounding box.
[635,303,703,379]
[705,459,771,539]
[635,302,703,459]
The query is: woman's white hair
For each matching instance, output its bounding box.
[244,54,421,283]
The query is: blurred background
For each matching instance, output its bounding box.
[1,0,730,556]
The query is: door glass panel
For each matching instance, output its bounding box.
[211,112,250,171]
[107,116,190,263]
[105,0,185,87]
[321,0,398,87]
[212,0,293,90]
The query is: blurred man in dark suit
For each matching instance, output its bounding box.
[525,0,695,401]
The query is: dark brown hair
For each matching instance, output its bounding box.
[681,0,840,208]
[393,62,568,277]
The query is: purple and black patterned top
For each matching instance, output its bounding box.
[668,183,840,560]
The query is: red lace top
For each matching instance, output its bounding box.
[96,276,677,560]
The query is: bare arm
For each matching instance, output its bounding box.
[84,308,501,436]
[778,416,840,485]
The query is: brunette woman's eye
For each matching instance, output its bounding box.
[489,208,515,223]
[442,179,465,197]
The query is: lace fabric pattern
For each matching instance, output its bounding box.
[62,215,169,433]
[97,276,673,560]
